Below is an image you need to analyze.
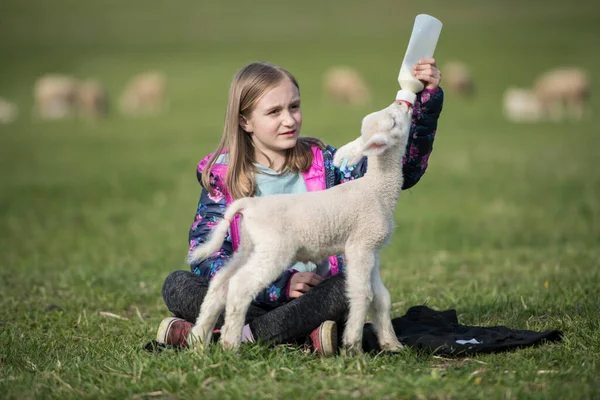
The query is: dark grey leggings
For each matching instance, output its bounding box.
[162,270,351,345]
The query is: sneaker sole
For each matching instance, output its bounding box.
[320,320,338,356]
[156,317,180,344]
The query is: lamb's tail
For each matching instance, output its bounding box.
[186,198,250,265]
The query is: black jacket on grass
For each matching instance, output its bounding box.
[362,305,562,355]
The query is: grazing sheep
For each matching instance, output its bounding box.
[187,102,412,354]
[77,79,108,119]
[323,66,371,106]
[0,97,19,124]
[442,60,474,98]
[503,87,543,123]
[533,67,590,121]
[119,72,167,116]
[33,75,78,120]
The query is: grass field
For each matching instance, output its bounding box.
[1,0,599,398]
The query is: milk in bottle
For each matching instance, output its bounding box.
[395,14,443,106]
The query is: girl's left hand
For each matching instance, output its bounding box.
[413,58,442,90]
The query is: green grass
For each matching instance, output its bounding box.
[1,0,599,398]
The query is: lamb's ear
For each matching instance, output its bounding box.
[333,137,365,168]
[361,133,390,156]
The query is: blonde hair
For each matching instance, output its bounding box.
[202,62,325,199]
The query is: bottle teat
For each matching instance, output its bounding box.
[396,89,417,106]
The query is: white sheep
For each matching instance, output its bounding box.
[33,74,79,120]
[0,97,19,124]
[442,60,475,98]
[323,66,371,107]
[186,102,412,354]
[119,72,167,116]
[77,79,108,119]
[503,87,543,123]
[533,67,590,121]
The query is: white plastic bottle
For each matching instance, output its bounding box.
[396,14,443,106]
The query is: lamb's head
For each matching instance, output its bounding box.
[333,102,411,168]
[360,102,411,155]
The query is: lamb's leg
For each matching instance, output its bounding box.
[189,247,247,348]
[370,262,404,352]
[341,249,375,355]
[548,98,564,122]
[568,96,585,121]
[220,248,293,351]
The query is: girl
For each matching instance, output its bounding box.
[158,61,443,355]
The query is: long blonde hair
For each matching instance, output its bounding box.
[202,62,324,199]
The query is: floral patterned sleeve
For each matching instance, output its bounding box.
[188,172,234,279]
[189,169,294,307]
[329,87,444,189]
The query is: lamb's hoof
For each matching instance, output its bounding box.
[380,341,405,353]
[221,338,240,352]
[187,334,204,351]
[188,326,207,350]
[340,343,364,356]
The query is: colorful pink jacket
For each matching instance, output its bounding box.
[188,88,443,307]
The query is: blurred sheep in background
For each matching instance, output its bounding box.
[77,79,108,119]
[533,67,590,122]
[503,87,543,123]
[34,74,79,120]
[442,60,474,98]
[0,97,19,124]
[323,66,371,106]
[119,72,167,116]
[503,67,591,123]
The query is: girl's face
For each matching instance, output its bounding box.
[241,78,302,162]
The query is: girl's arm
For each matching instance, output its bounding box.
[189,173,295,307]
[188,186,234,279]
[400,87,444,188]
[330,87,444,189]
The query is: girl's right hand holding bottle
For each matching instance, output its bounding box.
[413,58,442,90]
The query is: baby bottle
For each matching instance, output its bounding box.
[395,14,443,106]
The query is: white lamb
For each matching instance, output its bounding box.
[186,102,412,354]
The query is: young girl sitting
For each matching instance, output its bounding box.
[158,60,443,355]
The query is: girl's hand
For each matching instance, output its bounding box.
[288,272,324,299]
[413,58,442,90]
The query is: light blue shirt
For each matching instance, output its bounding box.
[254,163,308,196]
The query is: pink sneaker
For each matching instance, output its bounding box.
[308,320,338,356]
[156,317,193,347]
